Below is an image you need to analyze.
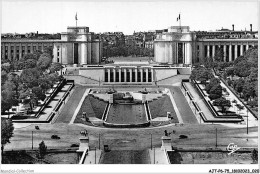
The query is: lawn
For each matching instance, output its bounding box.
[74,94,107,124]
[148,95,178,123]
[2,151,79,164]
[99,150,151,164]
[167,151,254,164]
[106,104,148,125]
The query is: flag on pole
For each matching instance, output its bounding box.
[75,13,78,20]
[177,14,180,21]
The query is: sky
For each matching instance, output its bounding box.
[1,0,259,35]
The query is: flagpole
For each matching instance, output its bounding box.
[75,12,78,28]
[179,13,181,33]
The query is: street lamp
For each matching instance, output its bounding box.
[246,109,249,134]
[150,134,152,150]
[215,128,217,148]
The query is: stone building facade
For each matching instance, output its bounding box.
[154,25,258,65]
[1,26,102,66]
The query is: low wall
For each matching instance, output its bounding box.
[65,75,99,84]
[103,121,150,128]
[191,80,243,122]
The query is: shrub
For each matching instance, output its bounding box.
[248,100,258,108]
[227,79,233,86]
[208,94,221,100]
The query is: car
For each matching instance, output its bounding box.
[51,135,60,139]
[179,135,188,139]
[70,144,79,148]
[35,126,39,130]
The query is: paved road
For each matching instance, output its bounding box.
[55,85,86,123]
[169,87,198,124]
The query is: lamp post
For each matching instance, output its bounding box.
[246,109,249,134]
[215,128,217,148]
[95,146,96,164]
[99,133,101,150]
[32,131,34,150]
[150,134,152,150]
[153,146,156,164]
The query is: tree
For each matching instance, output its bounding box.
[242,81,256,101]
[1,118,14,161]
[205,77,220,93]
[213,97,231,113]
[1,80,19,113]
[233,78,245,97]
[20,68,41,88]
[38,141,47,159]
[50,63,63,73]
[23,59,37,69]
[234,60,252,77]
[1,70,8,86]
[226,67,235,80]
[37,53,52,70]
[214,46,224,62]
[190,67,213,85]
[248,67,258,82]
[251,149,258,164]
[32,86,46,102]
[235,104,244,114]
[208,84,222,100]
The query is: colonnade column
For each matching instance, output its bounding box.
[8,44,11,60]
[19,44,22,60]
[151,69,154,83]
[188,42,192,64]
[234,45,238,59]
[25,44,28,55]
[146,69,149,82]
[108,69,110,83]
[124,69,127,82]
[119,69,121,82]
[14,44,17,60]
[212,45,215,60]
[2,44,5,59]
[81,43,87,65]
[140,69,143,82]
[240,44,244,56]
[223,45,227,62]
[246,44,249,51]
[135,69,138,82]
[129,69,132,82]
[229,44,232,62]
[207,44,210,57]
[113,68,116,82]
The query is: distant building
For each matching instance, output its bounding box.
[1,26,102,65]
[154,25,258,64]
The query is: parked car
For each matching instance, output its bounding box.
[51,135,60,139]
[179,135,188,139]
[35,126,39,130]
[70,144,79,148]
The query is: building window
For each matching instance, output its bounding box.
[33,46,36,51]
[39,46,42,51]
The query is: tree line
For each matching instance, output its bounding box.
[1,47,63,114]
[103,45,154,58]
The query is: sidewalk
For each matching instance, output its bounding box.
[83,150,102,164]
[149,148,169,164]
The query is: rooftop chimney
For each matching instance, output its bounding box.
[250,24,252,32]
[232,24,234,31]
